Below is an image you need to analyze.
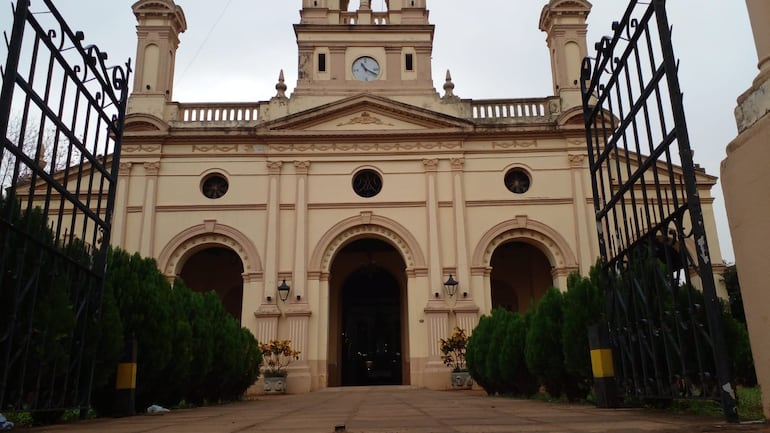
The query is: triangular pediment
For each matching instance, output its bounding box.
[259,94,473,134]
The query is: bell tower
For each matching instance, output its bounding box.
[539,0,592,112]
[129,0,187,117]
[293,0,437,98]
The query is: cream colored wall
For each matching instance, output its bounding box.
[114,0,733,395]
[114,129,599,389]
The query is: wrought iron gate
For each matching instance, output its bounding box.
[0,0,130,414]
[580,0,738,422]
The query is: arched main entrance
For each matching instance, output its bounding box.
[328,238,408,387]
[179,247,244,321]
[490,242,552,313]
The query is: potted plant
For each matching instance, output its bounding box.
[439,327,473,389]
[259,339,300,394]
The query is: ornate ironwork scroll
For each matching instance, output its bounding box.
[580,0,738,422]
[0,0,131,414]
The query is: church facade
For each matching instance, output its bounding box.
[119,0,725,392]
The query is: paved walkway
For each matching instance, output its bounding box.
[24,387,768,433]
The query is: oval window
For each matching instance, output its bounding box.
[201,174,229,199]
[504,169,531,194]
[352,169,383,198]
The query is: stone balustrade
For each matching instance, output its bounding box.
[470,97,559,122]
[178,103,261,123]
[173,97,559,126]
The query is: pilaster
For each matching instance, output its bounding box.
[264,161,283,301]
[138,161,159,257]
[113,162,132,248]
[293,161,310,301]
[569,153,592,275]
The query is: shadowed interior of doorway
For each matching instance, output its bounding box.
[328,238,408,387]
[490,242,552,313]
[179,247,244,321]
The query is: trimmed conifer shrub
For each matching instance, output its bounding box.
[562,267,605,400]
[525,287,567,398]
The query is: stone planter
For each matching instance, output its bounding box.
[263,375,287,394]
[451,371,473,390]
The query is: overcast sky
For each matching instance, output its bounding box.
[1,1,757,263]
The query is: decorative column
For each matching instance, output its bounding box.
[113,162,132,248]
[293,161,310,301]
[138,161,159,257]
[720,1,770,419]
[569,153,593,275]
[421,159,450,389]
[286,161,312,392]
[449,158,478,332]
[422,159,443,300]
[264,161,283,301]
[254,161,283,343]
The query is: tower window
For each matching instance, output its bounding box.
[405,54,414,71]
[319,53,327,72]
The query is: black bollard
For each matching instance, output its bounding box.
[588,324,620,408]
[113,336,138,417]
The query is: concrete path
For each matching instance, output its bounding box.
[24,386,768,433]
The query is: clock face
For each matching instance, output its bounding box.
[352,56,381,81]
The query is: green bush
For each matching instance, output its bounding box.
[94,248,262,413]
[562,267,605,400]
[525,287,569,399]
[467,308,536,396]
[498,309,537,396]
[466,314,494,394]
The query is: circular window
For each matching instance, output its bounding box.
[201,174,229,199]
[352,169,383,198]
[505,169,531,194]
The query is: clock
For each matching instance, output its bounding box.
[352,56,381,81]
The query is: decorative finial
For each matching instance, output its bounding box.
[442,69,458,101]
[275,69,287,99]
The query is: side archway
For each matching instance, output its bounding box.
[157,219,263,279]
[472,216,578,271]
[472,216,579,312]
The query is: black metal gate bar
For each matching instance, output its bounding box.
[0,0,130,413]
[580,0,738,422]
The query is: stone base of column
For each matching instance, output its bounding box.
[286,364,313,394]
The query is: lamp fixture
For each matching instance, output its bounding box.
[277,279,291,302]
[444,274,459,297]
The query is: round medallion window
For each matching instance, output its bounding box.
[201,174,229,199]
[352,169,383,198]
[505,169,531,194]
